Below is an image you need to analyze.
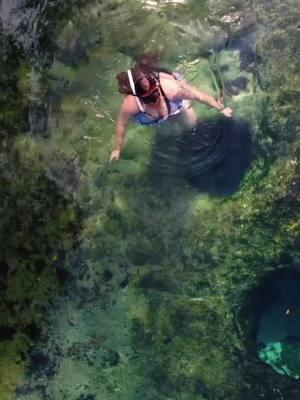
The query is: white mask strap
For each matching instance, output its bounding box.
[127,69,144,112]
[127,69,136,95]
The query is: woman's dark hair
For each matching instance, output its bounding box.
[137,52,160,73]
[116,67,145,95]
[116,52,172,96]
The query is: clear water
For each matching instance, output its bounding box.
[249,269,300,380]
[0,1,299,399]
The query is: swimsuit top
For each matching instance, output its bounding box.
[133,72,185,126]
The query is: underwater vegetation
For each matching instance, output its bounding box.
[0,29,28,133]
[0,135,83,399]
[0,0,299,399]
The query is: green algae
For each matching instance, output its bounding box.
[0,135,82,398]
[0,32,29,133]
[0,338,28,400]
[0,0,299,399]
[24,64,298,400]
[122,154,298,399]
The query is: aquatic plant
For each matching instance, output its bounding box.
[0,337,27,400]
[0,136,82,397]
[0,30,29,134]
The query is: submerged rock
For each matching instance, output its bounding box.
[45,150,81,198]
[225,76,249,95]
[29,350,57,378]
[78,395,96,400]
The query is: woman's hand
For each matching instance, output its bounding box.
[215,99,233,118]
[110,149,121,162]
[220,107,233,118]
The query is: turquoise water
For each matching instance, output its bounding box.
[0,1,299,399]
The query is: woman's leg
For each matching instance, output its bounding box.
[174,100,198,129]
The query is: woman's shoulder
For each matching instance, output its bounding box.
[159,71,185,80]
[159,72,182,99]
[159,71,175,81]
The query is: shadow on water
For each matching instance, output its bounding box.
[151,118,252,196]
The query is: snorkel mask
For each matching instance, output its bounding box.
[127,70,160,103]
[140,82,160,103]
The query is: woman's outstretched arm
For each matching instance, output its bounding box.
[175,81,233,117]
[110,103,132,162]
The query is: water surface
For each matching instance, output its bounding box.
[0,1,299,399]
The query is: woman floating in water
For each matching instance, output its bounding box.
[110,53,233,162]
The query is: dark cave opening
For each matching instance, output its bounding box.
[242,267,300,379]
